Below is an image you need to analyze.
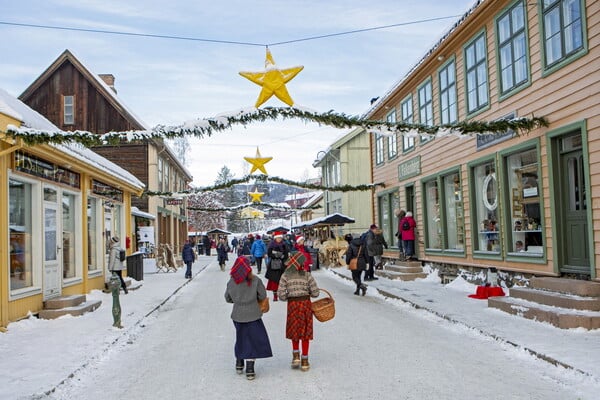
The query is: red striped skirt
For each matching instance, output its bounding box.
[266,280,279,291]
[285,298,313,340]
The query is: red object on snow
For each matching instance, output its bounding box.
[468,285,505,299]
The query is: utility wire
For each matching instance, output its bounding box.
[0,15,462,48]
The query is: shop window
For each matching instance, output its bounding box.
[442,172,464,250]
[62,192,77,279]
[87,197,100,272]
[9,178,34,290]
[472,161,500,253]
[506,149,543,256]
[424,180,441,249]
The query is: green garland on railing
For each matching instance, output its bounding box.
[187,202,322,212]
[144,174,384,197]
[3,107,548,146]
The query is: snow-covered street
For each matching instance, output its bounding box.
[23,257,599,400]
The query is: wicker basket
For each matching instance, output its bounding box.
[311,288,335,322]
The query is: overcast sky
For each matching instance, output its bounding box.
[0,0,474,187]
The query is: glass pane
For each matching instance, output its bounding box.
[498,15,511,43]
[45,208,57,262]
[88,198,98,271]
[63,193,76,279]
[444,173,463,250]
[475,37,486,62]
[473,162,498,252]
[9,179,33,290]
[512,3,525,32]
[425,181,441,249]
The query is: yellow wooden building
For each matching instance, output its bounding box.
[0,87,144,329]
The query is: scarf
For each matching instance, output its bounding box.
[230,256,252,286]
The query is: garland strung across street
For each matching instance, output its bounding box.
[3,107,548,147]
[187,202,322,212]
[144,173,384,197]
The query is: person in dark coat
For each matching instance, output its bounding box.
[367,225,388,270]
[202,235,211,256]
[265,232,289,301]
[395,209,406,259]
[362,226,378,281]
[345,234,367,296]
[225,256,272,380]
[182,240,196,279]
[216,237,230,271]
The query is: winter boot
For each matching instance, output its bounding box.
[245,360,255,380]
[291,351,301,368]
[360,284,367,296]
[273,292,278,302]
[300,356,310,371]
[353,286,360,296]
[235,359,244,374]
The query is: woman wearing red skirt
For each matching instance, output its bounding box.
[277,252,320,371]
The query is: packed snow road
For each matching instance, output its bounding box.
[47,261,597,400]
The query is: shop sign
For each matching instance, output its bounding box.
[398,156,421,181]
[166,198,183,205]
[15,151,80,188]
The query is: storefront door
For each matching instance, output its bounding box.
[43,186,62,300]
[558,134,590,275]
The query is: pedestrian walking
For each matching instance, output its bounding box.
[250,234,267,273]
[400,211,417,260]
[224,256,273,380]
[345,234,367,296]
[202,235,211,256]
[277,252,320,371]
[362,226,378,281]
[216,237,230,271]
[366,224,388,270]
[265,232,288,301]
[181,240,196,279]
[294,235,312,272]
[108,236,128,294]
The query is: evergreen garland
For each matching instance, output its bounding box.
[4,107,548,146]
[144,173,383,197]
[187,202,322,212]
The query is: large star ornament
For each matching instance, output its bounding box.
[244,147,272,175]
[239,48,304,108]
[248,188,265,203]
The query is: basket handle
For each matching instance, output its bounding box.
[318,288,333,300]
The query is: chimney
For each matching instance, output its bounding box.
[99,74,117,94]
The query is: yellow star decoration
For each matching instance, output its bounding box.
[239,48,304,108]
[244,147,273,175]
[248,188,265,203]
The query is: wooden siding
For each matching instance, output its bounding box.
[370,0,600,279]
[20,61,143,133]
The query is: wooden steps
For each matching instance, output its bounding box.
[38,294,102,320]
[488,277,600,330]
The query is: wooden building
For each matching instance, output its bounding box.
[366,0,599,281]
[18,49,193,256]
[0,87,144,328]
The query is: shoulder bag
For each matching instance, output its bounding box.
[348,245,362,270]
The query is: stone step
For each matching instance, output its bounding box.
[510,287,600,311]
[375,269,428,281]
[530,277,600,297]
[384,264,424,274]
[43,294,86,310]
[488,296,600,330]
[38,299,102,320]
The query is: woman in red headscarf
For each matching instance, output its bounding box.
[225,256,272,380]
[277,252,320,372]
[294,235,313,272]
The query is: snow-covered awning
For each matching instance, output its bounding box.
[131,206,155,220]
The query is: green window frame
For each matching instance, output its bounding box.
[496,0,529,95]
[438,60,457,124]
[375,134,384,165]
[541,0,584,69]
[464,32,489,114]
[417,79,433,144]
[401,95,415,152]
[386,110,398,159]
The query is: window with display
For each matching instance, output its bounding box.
[506,148,543,256]
[9,178,34,290]
[472,161,500,253]
[424,179,441,249]
[442,172,464,250]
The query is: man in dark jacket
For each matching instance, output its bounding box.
[182,240,196,279]
[345,234,367,296]
[362,225,379,281]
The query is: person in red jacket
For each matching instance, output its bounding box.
[400,211,417,261]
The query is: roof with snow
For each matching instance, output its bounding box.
[0,87,144,190]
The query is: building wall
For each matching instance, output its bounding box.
[369,0,599,279]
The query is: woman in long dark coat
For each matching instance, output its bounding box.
[265,232,289,301]
[345,234,368,296]
[224,256,272,380]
